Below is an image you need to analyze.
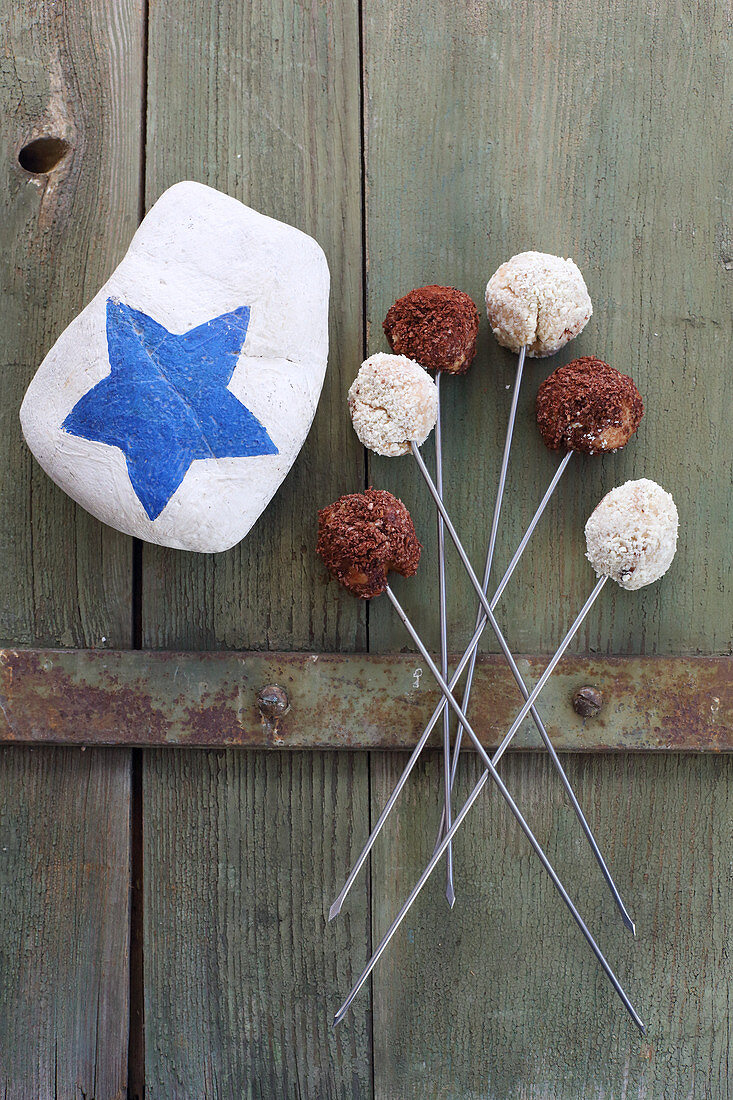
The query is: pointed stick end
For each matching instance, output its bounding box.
[332,1008,346,1029]
[637,1020,647,1037]
[328,899,342,922]
[622,912,637,937]
[446,886,456,909]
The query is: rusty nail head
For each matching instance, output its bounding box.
[572,685,604,718]
[257,684,291,720]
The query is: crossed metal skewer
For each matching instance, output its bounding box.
[432,349,528,907]
[435,347,527,874]
[409,442,633,930]
[330,343,644,1033]
[433,370,455,907]
[334,576,641,1032]
[331,413,632,934]
[328,447,573,921]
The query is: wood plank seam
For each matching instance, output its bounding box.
[128,0,150,1092]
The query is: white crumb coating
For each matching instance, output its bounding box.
[585,479,679,590]
[347,353,438,457]
[485,250,592,357]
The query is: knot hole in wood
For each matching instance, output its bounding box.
[18,135,70,174]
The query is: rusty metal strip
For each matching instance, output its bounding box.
[0,648,730,750]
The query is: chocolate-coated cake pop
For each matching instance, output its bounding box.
[316,488,421,599]
[383,285,480,375]
[536,357,643,454]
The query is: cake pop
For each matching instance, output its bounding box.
[348,353,438,457]
[585,478,679,590]
[485,250,592,357]
[316,488,421,599]
[536,357,644,454]
[383,285,480,374]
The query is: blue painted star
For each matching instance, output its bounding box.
[63,298,278,521]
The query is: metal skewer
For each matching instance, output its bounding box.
[435,450,573,845]
[488,577,608,758]
[410,443,633,932]
[333,583,645,1034]
[328,450,572,921]
[434,372,455,907]
[438,346,525,848]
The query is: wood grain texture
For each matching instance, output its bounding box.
[363,0,733,660]
[141,2,370,1091]
[142,0,365,653]
[0,747,131,1100]
[143,749,372,1099]
[370,749,732,1098]
[0,1,141,1094]
[0,0,138,650]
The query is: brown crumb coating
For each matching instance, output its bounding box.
[316,488,421,599]
[383,285,480,375]
[536,357,644,454]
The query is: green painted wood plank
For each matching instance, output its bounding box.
[0,0,141,1093]
[363,0,732,660]
[369,749,732,1098]
[144,748,372,1099]
[0,747,131,1100]
[363,5,732,1092]
[141,0,371,1092]
[0,1,137,650]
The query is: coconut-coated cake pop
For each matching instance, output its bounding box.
[348,353,438,457]
[383,285,480,375]
[485,251,592,357]
[585,479,679,590]
[317,488,421,599]
[536,357,643,454]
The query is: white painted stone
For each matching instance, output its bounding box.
[20,181,330,552]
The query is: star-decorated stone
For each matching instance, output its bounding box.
[20,181,329,552]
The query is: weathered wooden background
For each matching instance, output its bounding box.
[1,0,731,1097]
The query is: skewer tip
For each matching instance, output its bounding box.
[328,898,342,922]
[332,1006,347,1028]
[620,908,636,936]
[446,883,456,909]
